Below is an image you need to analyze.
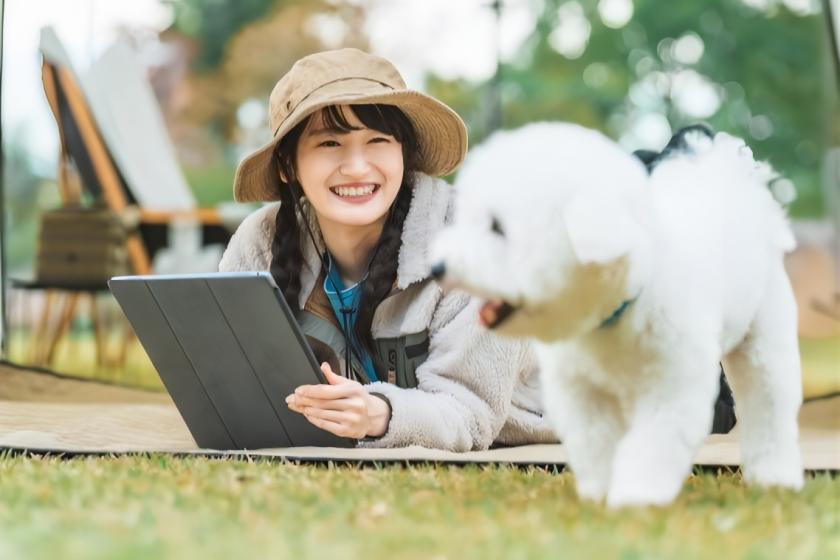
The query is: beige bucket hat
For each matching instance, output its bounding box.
[233,48,468,202]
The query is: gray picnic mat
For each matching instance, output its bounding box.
[1,394,837,468]
[1,361,837,466]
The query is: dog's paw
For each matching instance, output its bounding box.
[743,457,804,491]
[575,477,608,503]
[606,456,687,508]
[605,481,680,509]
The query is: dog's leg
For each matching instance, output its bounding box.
[541,369,625,503]
[723,270,804,490]
[606,363,719,508]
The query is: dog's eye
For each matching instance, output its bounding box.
[490,216,505,237]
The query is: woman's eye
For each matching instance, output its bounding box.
[318,140,340,147]
[369,137,391,144]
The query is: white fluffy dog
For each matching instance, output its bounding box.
[431,122,804,507]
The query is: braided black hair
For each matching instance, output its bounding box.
[270,104,419,363]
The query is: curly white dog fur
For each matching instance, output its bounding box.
[431,122,804,507]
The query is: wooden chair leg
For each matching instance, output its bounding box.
[45,292,79,367]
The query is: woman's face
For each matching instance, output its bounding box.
[294,106,404,229]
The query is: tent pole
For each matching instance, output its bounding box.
[0,0,7,359]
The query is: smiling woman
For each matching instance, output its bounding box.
[271,103,418,428]
[218,48,557,450]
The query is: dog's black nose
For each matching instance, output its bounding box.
[429,262,446,280]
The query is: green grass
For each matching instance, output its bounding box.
[5,328,164,391]
[0,455,837,560]
[799,335,840,398]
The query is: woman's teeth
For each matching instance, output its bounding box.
[332,184,377,197]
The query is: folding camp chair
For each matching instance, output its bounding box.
[13,27,243,369]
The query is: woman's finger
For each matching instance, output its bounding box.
[291,395,364,412]
[322,363,352,385]
[296,382,360,399]
[303,414,355,438]
[302,407,358,425]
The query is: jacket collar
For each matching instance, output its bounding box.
[297,172,452,308]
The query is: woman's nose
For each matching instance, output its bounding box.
[339,149,372,177]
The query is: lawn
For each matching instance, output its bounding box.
[0,454,837,560]
[799,336,840,398]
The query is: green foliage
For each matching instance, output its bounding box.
[426,0,835,217]
[183,163,236,206]
[1,137,59,271]
[163,0,280,71]
[0,456,837,559]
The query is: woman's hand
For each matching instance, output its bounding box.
[285,362,391,439]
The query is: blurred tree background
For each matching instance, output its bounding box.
[160,0,834,217]
[154,0,367,206]
[427,0,834,217]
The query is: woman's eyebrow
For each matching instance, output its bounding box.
[308,126,353,136]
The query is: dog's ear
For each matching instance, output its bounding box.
[562,193,645,264]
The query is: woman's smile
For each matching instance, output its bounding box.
[329,182,381,203]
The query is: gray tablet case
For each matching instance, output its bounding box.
[108,272,356,450]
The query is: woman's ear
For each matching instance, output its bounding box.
[275,153,294,184]
[561,193,645,265]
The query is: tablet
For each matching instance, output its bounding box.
[108,272,356,449]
